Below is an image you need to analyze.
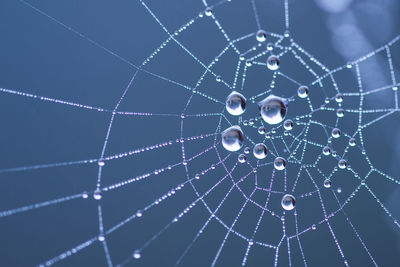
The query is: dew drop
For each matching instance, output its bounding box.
[253,143,268,159]
[82,192,89,199]
[245,60,253,67]
[267,55,280,70]
[244,147,251,154]
[216,75,222,82]
[323,179,332,188]
[226,91,246,116]
[256,30,267,42]
[283,119,294,131]
[258,126,266,135]
[337,187,342,193]
[336,108,344,118]
[221,126,244,152]
[274,157,287,170]
[338,159,347,169]
[284,30,290,37]
[267,43,274,51]
[205,8,213,16]
[133,250,141,259]
[238,154,247,163]
[93,189,102,200]
[335,93,343,103]
[297,86,309,98]
[98,235,105,242]
[98,161,105,167]
[258,95,288,125]
[281,194,296,210]
[349,138,356,147]
[393,86,398,91]
[136,210,143,217]
[322,146,331,156]
[311,224,317,230]
[331,128,341,138]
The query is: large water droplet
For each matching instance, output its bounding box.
[253,143,268,159]
[226,91,246,116]
[267,55,280,70]
[258,95,288,125]
[281,194,296,210]
[338,159,347,169]
[221,126,244,152]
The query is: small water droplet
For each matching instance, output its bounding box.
[205,8,213,16]
[274,157,287,170]
[267,55,280,70]
[336,108,344,118]
[258,126,266,134]
[221,126,244,152]
[338,159,347,169]
[297,86,309,98]
[349,138,356,147]
[331,128,341,138]
[133,250,141,259]
[335,93,343,103]
[256,30,267,42]
[238,154,247,163]
[281,194,296,210]
[253,143,268,159]
[283,119,294,131]
[93,189,102,200]
[324,179,332,188]
[322,146,331,155]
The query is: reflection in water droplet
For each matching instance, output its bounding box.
[253,143,268,159]
[281,194,296,210]
[258,95,288,125]
[221,126,244,152]
[226,91,246,116]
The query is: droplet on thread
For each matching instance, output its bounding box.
[253,143,268,159]
[267,55,280,70]
[297,86,309,98]
[221,126,244,152]
[281,194,296,210]
[258,95,288,125]
[274,157,287,170]
[226,91,246,116]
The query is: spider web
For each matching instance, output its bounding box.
[0,0,399,266]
